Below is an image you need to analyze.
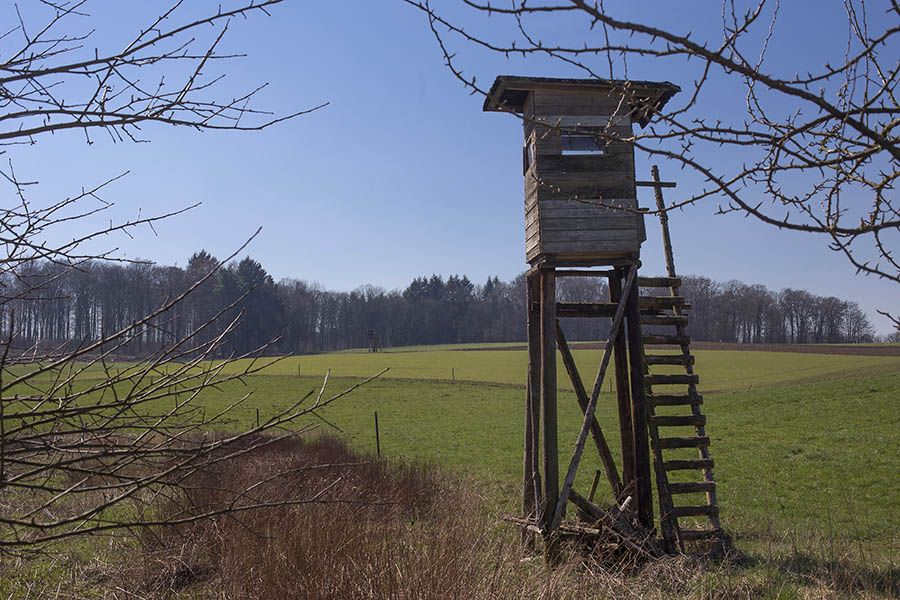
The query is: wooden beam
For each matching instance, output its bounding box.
[523,274,542,549]
[625,277,654,530]
[635,180,677,188]
[609,269,635,491]
[539,269,558,536]
[554,269,616,278]
[556,321,622,498]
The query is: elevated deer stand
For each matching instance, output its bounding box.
[484,76,724,560]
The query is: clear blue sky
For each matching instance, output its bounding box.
[10,1,897,333]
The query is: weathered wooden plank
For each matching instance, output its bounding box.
[656,437,711,450]
[672,505,719,518]
[537,183,636,202]
[644,353,693,365]
[533,114,630,127]
[663,458,714,471]
[609,269,635,491]
[539,197,640,211]
[534,169,635,185]
[537,217,642,233]
[649,414,706,427]
[539,270,558,534]
[625,273,654,530]
[645,373,699,386]
[541,240,640,254]
[523,275,541,548]
[540,229,640,243]
[669,481,716,494]
[649,394,703,406]
[527,208,641,230]
[537,153,633,174]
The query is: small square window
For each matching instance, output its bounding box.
[561,134,606,155]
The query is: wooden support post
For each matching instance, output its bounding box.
[539,268,558,539]
[625,274,654,530]
[651,165,678,278]
[609,268,635,494]
[523,274,542,548]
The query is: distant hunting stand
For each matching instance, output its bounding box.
[484,76,724,558]
[367,329,382,353]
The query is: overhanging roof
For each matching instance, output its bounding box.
[483,75,680,127]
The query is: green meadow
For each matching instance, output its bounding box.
[4,344,899,597]
[193,345,900,560]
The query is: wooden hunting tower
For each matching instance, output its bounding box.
[485,76,725,557]
[484,76,679,266]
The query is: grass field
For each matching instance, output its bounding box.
[200,345,900,560]
[4,344,899,597]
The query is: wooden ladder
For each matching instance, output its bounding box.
[639,166,724,552]
[639,276,722,551]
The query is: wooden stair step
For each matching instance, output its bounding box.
[641,314,689,326]
[679,528,724,541]
[639,296,691,310]
[644,334,691,346]
[663,458,714,471]
[669,481,716,494]
[656,436,711,450]
[645,354,694,366]
[650,414,706,427]
[638,276,682,288]
[650,394,703,406]
[672,505,720,518]
[646,373,699,386]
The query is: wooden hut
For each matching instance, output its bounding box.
[483,76,680,266]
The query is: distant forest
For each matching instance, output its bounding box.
[2,251,879,357]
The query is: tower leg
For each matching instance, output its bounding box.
[539,268,558,540]
[609,268,635,498]
[523,274,542,549]
[626,276,654,529]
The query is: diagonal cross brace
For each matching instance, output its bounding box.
[551,264,638,531]
[556,322,622,499]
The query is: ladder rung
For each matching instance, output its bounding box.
[672,505,719,518]
[640,314,689,326]
[650,414,706,427]
[657,436,710,450]
[679,528,724,541]
[663,458,714,471]
[646,374,699,386]
[637,276,682,288]
[669,481,716,494]
[650,394,703,406]
[645,354,694,366]
[644,335,691,346]
[639,296,691,310]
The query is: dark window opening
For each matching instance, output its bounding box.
[561,133,606,155]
